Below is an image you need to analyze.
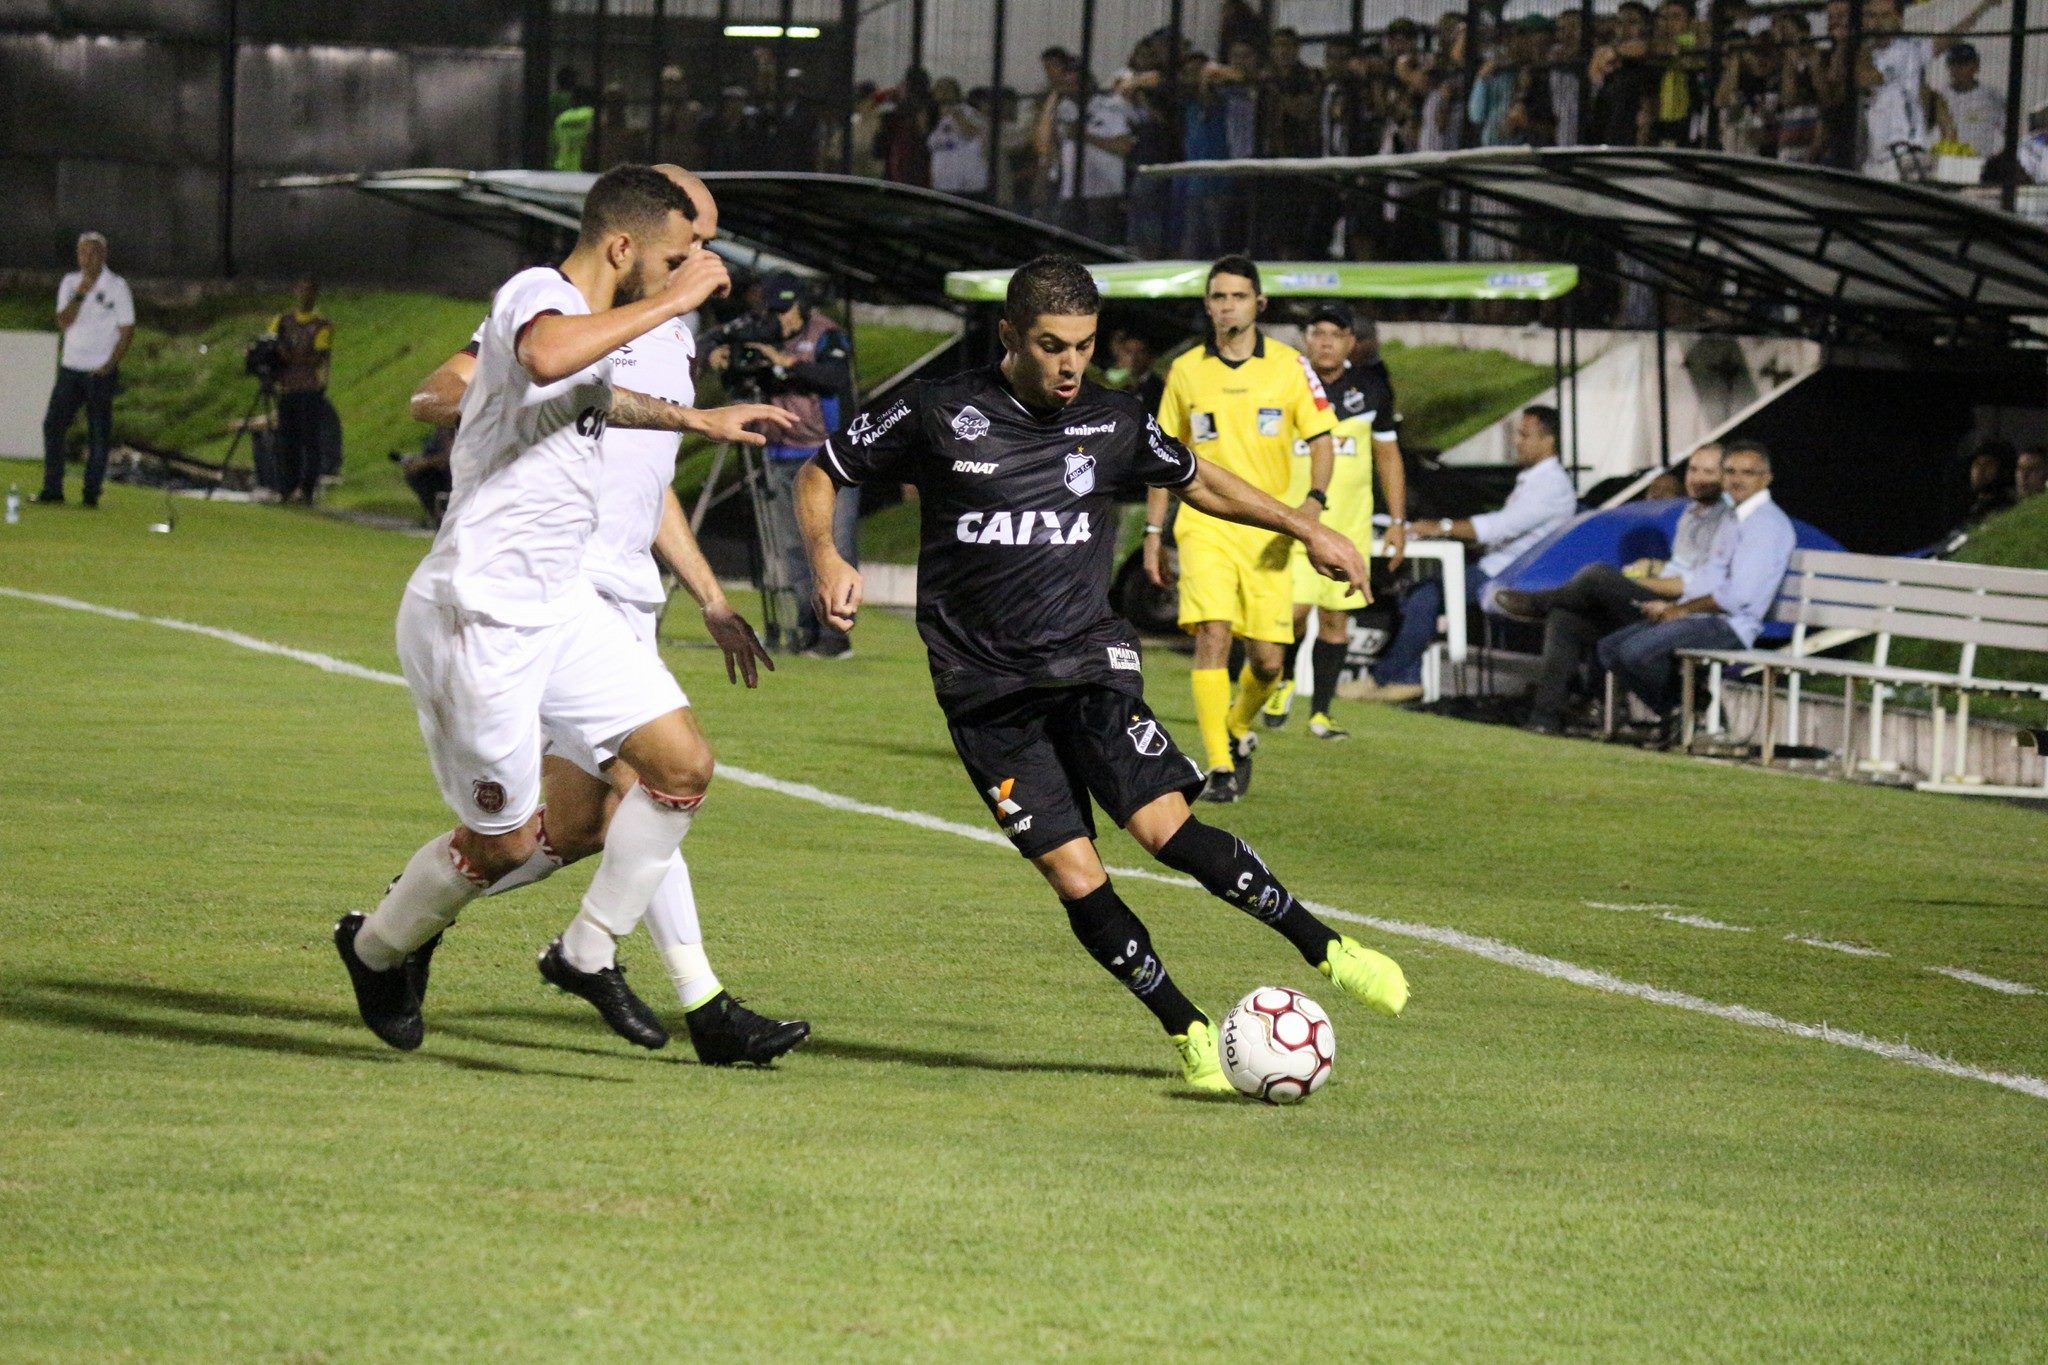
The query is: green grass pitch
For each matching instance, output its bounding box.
[2,489,2045,1360]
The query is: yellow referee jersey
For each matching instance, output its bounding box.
[1158,333,1337,543]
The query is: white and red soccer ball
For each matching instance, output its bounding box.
[1220,986,1335,1104]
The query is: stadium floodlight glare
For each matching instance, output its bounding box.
[722,23,822,37]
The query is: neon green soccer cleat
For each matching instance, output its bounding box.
[1172,1018,1236,1093]
[1261,685,1294,729]
[1320,935,1410,1017]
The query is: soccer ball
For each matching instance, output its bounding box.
[1219,986,1335,1104]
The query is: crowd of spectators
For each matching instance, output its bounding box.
[542,2,2048,262]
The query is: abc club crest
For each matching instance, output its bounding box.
[1063,450,1096,496]
[472,779,508,815]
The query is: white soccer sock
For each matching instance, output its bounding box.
[559,908,617,973]
[642,853,722,1008]
[355,832,486,971]
[483,812,563,897]
[568,783,700,964]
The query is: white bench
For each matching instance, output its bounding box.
[1675,549,2048,796]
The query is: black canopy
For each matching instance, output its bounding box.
[266,168,1124,308]
[1141,148,2048,345]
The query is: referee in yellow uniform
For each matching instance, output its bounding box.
[1146,257,1337,803]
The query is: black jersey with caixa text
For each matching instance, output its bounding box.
[822,366,1198,715]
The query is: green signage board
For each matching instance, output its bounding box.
[945,259,1578,303]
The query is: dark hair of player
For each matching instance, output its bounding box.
[1208,254,1262,295]
[1004,255,1101,335]
[577,164,696,248]
[1723,438,1773,470]
[1525,404,1562,443]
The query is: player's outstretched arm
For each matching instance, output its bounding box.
[795,458,862,633]
[653,487,773,687]
[410,350,475,426]
[1182,457,1371,598]
[608,389,798,446]
[520,253,731,384]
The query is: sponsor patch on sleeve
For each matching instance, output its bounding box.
[1107,644,1141,671]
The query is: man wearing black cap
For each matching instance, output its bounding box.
[711,271,857,656]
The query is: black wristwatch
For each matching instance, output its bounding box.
[1305,488,1329,508]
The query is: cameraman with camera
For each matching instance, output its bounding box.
[266,277,338,505]
[705,271,857,657]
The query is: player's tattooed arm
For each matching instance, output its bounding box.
[607,388,799,447]
[410,350,475,426]
[1182,457,1371,599]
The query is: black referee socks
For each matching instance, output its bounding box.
[1155,819,1337,966]
[1310,638,1349,718]
[1061,882,1204,1036]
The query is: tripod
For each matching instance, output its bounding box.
[210,379,278,501]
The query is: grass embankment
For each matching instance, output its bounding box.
[6,284,947,522]
[1,492,2044,1359]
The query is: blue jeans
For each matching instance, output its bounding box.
[761,449,857,645]
[1596,616,1741,715]
[1371,569,1490,687]
[42,367,116,502]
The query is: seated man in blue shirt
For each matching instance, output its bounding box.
[1497,443,1730,734]
[1596,440,1796,736]
[1351,404,1578,702]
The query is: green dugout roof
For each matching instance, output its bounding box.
[944,260,1578,304]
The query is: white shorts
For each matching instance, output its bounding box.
[543,592,672,779]
[396,587,685,834]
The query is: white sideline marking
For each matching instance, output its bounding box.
[1786,935,1891,959]
[1659,913,1752,933]
[1584,901,1682,912]
[10,583,2048,1105]
[1929,967,2042,997]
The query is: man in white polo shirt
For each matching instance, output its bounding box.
[39,231,134,507]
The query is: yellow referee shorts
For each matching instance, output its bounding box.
[1176,526,1296,644]
[1290,540,1368,613]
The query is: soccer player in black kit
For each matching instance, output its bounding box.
[794,256,1408,1091]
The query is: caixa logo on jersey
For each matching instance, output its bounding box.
[1063,450,1096,496]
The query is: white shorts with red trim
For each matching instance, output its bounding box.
[395,584,685,834]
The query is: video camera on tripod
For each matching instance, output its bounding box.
[243,333,285,392]
[699,312,786,399]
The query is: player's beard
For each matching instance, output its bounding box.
[611,256,655,307]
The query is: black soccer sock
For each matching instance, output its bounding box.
[1310,638,1349,717]
[1061,881,1205,1036]
[1154,818,1338,966]
[1280,629,1302,685]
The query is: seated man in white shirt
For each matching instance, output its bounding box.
[1496,444,1728,734]
[1597,440,1797,737]
[1351,405,1578,702]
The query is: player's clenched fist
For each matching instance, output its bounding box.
[814,559,864,634]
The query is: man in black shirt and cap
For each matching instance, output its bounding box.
[793,255,1408,1093]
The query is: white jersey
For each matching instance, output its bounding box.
[409,267,613,628]
[584,317,696,606]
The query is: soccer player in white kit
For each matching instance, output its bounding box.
[336,165,798,1058]
[403,168,808,1065]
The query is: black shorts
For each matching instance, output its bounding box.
[946,684,1205,859]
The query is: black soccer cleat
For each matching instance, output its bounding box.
[405,931,444,1008]
[685,992,811,1067]
[1230,730,1259,798]
[334,912,424,1052]
[537,940,670,1049]
[1196,768,1240,804]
